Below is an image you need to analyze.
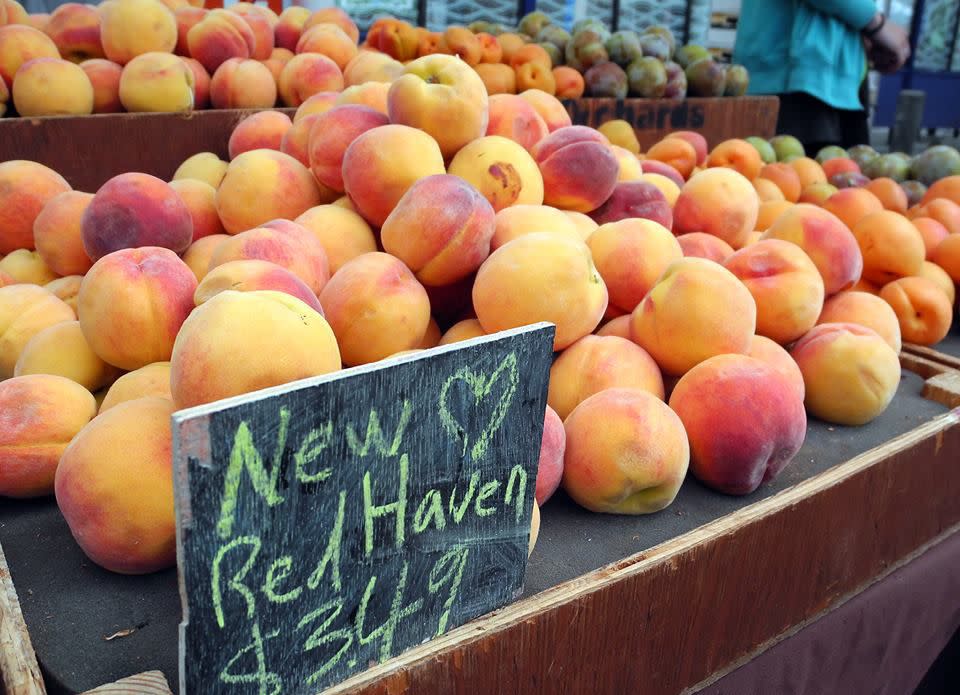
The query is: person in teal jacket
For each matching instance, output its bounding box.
[734,1,910,153]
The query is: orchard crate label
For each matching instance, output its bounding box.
[172,324,554,694]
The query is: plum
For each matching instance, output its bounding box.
[865,153,911,182]
[606,30,642,67]
[830,172,870,188]
[642,25,676,57]
[909,145,960,185]
[723,64,749,96]
[900,180,927,206]
[640,34,671,61]
[627,56,667,98]
[663,60,687,98]
[518,11,552,38]
[675,44,709,68]
[566,30,609,71]
[770,135,805,161]
[816,145,848,163]
[745,136,776,164]
[848,144,878,171]
[572,18,611,42]
[585,61,628,99]
[537,24,571,52]
[685,58,726,96]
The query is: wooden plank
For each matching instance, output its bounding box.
[923,371,960,409]
[325,403,960,695]
[899,350,954,379]
[903,343,960,372]
[0,543,45,695]
[80,671,171,695]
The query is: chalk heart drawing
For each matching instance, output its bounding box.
[438,352,519,462]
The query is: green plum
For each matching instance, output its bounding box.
[685,58,726,97]
[909,145,960,185]
[769,135,805,162]
[723,64,749,96]
[627,56,667,98]
[745,136,776,164]
[606,30,643,67]
[815,145,848,163]
[518,11,552,38]
[675,44,709,68]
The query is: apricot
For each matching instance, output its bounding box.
[475,62,516,95]
[919,261,956,306]
[278,52,343,107]
[98,362,171,412]
[476,32,502,64]
[182,234,227,282]
[879,277,953,346]
[307,104,389,193]
[762,204,863,295]
[0,24,59,88]
[216,149,325,234]
[173,152,227,189]
[441,26,481,66]
[724,239,825,344]
[186,9,254,74]
[817,291,902,352]
[850,210,925,286]
[595,314,631,339]
[707,138,763,181]
[169,179,224,241]
[790,157,827,188]
[0,374,95,498]
[518,88,572,132]
[758,163,802,203]
[0,160,71,255]
[0,285,75,378]
[676,232,735,263]
[553,65,584,98]
[341,124,445,228]
[754,177,785,202]
[15,320,119,391]
[666,131,709,166]
[865,177,909,213]
[473,233,607,351]
[318,252,431,366]
[673,168,760,248]
[922,175,960,205]
[0,249,56,285]
[447,135,545,212]
[916,198,960,234]
[536,406,565,505]
[912,217,950,260]
[562,388,689,514]
[798,182,837,205]
[439,318,487,345]
[364,17,417,61]
[79,58,123,113]
[822,187,883,230]
[208,57,276,109]
[791,323,900,425]
[646,137,697,180]
[631,258,756,376]
[746,334,805,401]
[100,0,177,65]
[670,354,806,495]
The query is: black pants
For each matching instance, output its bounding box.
[775,81,870,154]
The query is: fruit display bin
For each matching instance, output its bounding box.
[0,96,778,193]
[1,356,958,695]
[903,324,960,374]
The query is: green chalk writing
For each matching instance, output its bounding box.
[355,562,424,662]
[362,453,409,556]
[413,489,445,533]
[262,556,301,605]
[218,621,281,695]
[474,480,501,517]
[307,491,345,593]
[346,401,412,457]
[211,535,261,629]
[294,423,333,483]
[448,470,480,524]
[504,464,528,523]
[428,547,470,636]
[298,600,354,685]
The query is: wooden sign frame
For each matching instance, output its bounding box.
[171,324,554,694]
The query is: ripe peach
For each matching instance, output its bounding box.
[518,88,571,131]
[677,232,735,263]
[387,54,489,160]
[447,135,544,212]
[761,204,863,295]
[640,159,685,188]
[913,217,950,260]
[587,218,682,313]
[611,145,644,182]
[100,0,177,65]
[230,5,273,61]
[216,149,325,234]
[673,168,760,248]
[118,51,194,112]
[920,261,955,306]
[707,138,763,181]
[294,90,338,120]
[851,210,925,285]
[318,252,430,365]
[879,276,953,346]
[418,318,441,349]
[670,354,806,495]
[296,23,356,71]
[475,62,516,95]
[439,318,487,345]
[79,58,123,113]
[303,7,359,44]
[597,120,640,156]
[174,7,206,56]
[758,163,802,203]
[531,126,619,213]
[822,187,883,230]
[227,111,290,159]
[646,137,697,180]
[791,323,900,425]
[553,65,584,98]
[278,113,318,167]
[915,198,960,234]
[15,320,119,391]
[307,104,389,193]
[274,6,309,52]
[186,9,254,74]
[44,275,83,310]
[294,204,376,275]
[181,56,209,108]
[790,157,827,188]
[381,174,495,287]
[341,124,445,228]
[0,161,71,255]
[666,131,708,166]
[278,52,343,107]
[565,211,598,240]
[82,173,192,261]
[209,57,276,109]
[595,314,631,339]
[33,191,93,277]
[342,50,403,86]
[43,3,103,62]
[55,396,177,574]
[756,200,794,231]
[490,204,580,251]
[922,175,960,205]
[631,258,756,376]
[562,388,689,514]
[334,81,388,114]
[754,177,786,203]
[817,291,902,352]
[441,26,481,66]
[473,233,607,351]
[485,93,548,151]
[931,233,960,284]
[746,334,805,401]
[0,285,75,378]
[0,24,59,88]
[173,151,227,189]
[98,361,170,412]
[865,177,909,214]
[821,157,860,180]
[194,259,322,313]
[0,249,56,285]
[181,233,227,281]
[0,374,95,498]
[169,179,224,241]
[536,406,565,505]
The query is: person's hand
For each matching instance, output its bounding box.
[863,13,911,74]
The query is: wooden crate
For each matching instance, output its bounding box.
[0,97,779,192]
[1,358,957,694]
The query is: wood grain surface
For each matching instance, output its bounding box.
[0,543,44,695]
[80,671,172,695]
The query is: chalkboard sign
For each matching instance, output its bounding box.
[172,324,555,694]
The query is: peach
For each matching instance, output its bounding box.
[790,157,827,188]
[790,323,900,425]
[439,318,487,345]
[342,50,403,86]
[597,120,640,156]
[341,124,445,228]
[0,270,15,288]
[181,56,209,108]
[724,239,825,344]
[0,160,71,255]
[82,173,192,260]
[647,137,697,180]
[473,233,607,351]
[565,211,598,240]
[15,320,119,391]
[535,406,565,505]
[754,177,785,202]
[226,110,290,160]
[9,55,94,115]
[879,276,952,346]
[531,126,619,213]
[44,275,83,310]
[418,318,441,349]
[850,277,881,295]
[476,32,502,64]
[307,104,390,193]
[387,54,489,160]
[447,135,545,212]
[587,218,682,313]
[279,113,319,167]
[43,3,103,62]
[562,388,689,514]
[55,396,177,574]
[0,285,75,378]
[758,163,802,202]
[669,354,806,495]
[851,210,925,285]
[640,159,686,188]
[677,232,735,263]
[186,8,254,74]
[590,180,672,229]
[631,258,756,376]
[553,65,584,98]
[920,260,956,306]
[756,200,794,231]
[278,52,343,107]
[76,59,120,113]
[294,204,376,274]
[230,5,273,61]
[916,198,960,234]
[548,334,664,421]
[169,179,224,241]
[595,314,631,339]
[518,89,571,132]
[707,138,763,181]
[798,182,838,205]
[761,204,863,295]
[2,0,29,26]
[216,149,325,234]
[294,90,339,120]
[0,24,59,88]
[612,145,644,182]
[381,174,495,286]
[100,0,177,65]
[913,217,950,260]
[181,233,228,281]
[209,57,276,109]
[303,7,359,44]
[77,247,195,370]
[173,152,227,189]
[334,81,388,114]
[932,234,960,284]
[746,334,805,401]
[416,29,446,59]
[194,259,322,313]
[98,361,170,412]
[672,168,760,248]
[817,290,902,352]
[174,7,206,56]
[0,248,55,284]
[491,204,581,251]
[865,177,909,214]
[209,222,329,294]
[485,93,549,151]
[822,187,883,230]
[318,252,430,365]
[0,374,95,498]
[274,6,310,52]
[441,26,481,66]
[118,51,194,112]
[476,62,516,94]
[296,23,356,71]
[666,131,709,166]
[922,175,960,205]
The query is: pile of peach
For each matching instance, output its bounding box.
[3,56,959,578]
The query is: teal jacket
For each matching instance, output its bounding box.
[733,0,877,110]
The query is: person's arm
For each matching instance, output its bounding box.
[801,0,883,31]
